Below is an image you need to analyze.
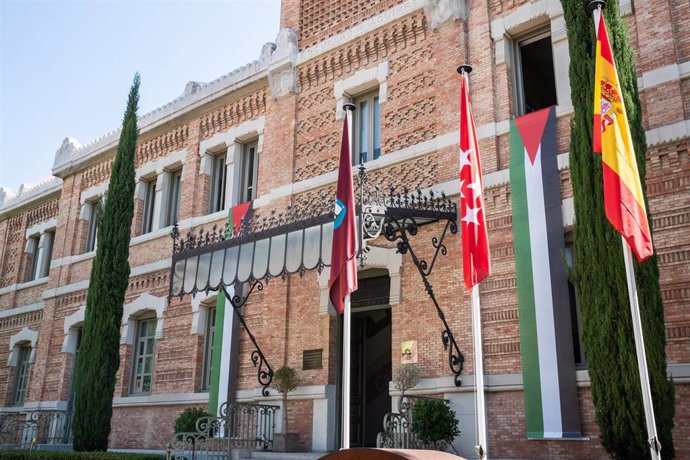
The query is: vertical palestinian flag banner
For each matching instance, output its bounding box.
[208,201,253,416]
[509,107,581,438]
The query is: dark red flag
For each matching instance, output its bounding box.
[328,117,358,314]
[459,73,491,289]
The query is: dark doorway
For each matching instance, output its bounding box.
[349,306,392,447]
[345,271,392,448]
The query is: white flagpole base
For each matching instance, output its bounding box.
[622,236,661,460]
[342,295,352,449]
[472,285,488,460]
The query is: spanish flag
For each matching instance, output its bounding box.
[593,7,653,262]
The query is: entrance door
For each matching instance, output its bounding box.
[349,306,392,447]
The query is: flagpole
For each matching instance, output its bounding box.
[621,235,661,460]
[458,63,488,460]
[342,294,352,449]
[472,284,488,460]
[341,102,356,450]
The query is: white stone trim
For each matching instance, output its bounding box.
[24,236,37,254]
[0,178,62,215]
[638,61,690,90]
[7,327,38,366]
[121,292,168,345]
[113,392,209,407]
[79,182,108,210]
[25,218,58,239]
[333,61,389,119]
[316,246,402,315]
[190,292,218,335]
[0,302,44,319]
[135,149,186,180]
[490,0,572,112]
[13,277,49,293]
[42,280,89,300]
[490,0,563,43]
[62,305,86,353]
[50,251,94,270]
[646,119,690,147]
[423,0,466,29]
[268,29,298,99]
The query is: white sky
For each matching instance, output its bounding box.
[0,0,282,192]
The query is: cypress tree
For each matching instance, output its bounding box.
[561,1,674,458]
[72,74,140,451]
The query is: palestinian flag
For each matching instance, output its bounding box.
[509,107,580,439]
[209,201,253,416]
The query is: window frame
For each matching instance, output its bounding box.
[238,141,259,204]
[352,91,381,165]
[39,231,55,278]
[201,305,217,391]
[85,199,100,253]
[209,152,228,214]
[130,315,157,395]
[140,178,157,235]
[12,344,32,405]
[511,28,557,116]
[165,169,182,227]
[28,236,40,281]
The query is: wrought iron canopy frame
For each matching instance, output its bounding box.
[168,166,465,396]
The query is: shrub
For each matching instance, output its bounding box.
[0,451,164,459]
[173,407,210,434]
[411,399,460,450]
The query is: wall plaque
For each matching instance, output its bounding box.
[401,340,418,364]
[302,348,323,370]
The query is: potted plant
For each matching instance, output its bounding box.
[410,399,460,450]
[272,365,300,452]
[392,363,420,413]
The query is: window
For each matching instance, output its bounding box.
[85,199,101,252]
[13,345,31,405]
[238,141,259,203]
[513,31,557,115]
[201,306,216,391]
[27,236,40,281]
[209,152,227,213]
[165,169,182,227]
[565,243,586,366]
[67,328,82,411]
[141,178,157,234]
[130,316,156,394]
[353,92,381,164]
[39,231,54,278]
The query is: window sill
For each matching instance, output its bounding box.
[3,277,50,295]
[130,226,175,246]
[113,392,209,407]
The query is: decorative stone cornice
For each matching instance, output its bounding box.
[0,177,62,215]
[268,28,298,99]
[423,0,466,30]
[51,57,272,178]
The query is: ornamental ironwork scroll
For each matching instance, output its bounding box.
[357,163,465,386]
[169,164,465,394]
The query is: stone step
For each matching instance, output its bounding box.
[249,452,327,460]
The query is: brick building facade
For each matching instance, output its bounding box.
[1,0,689,458]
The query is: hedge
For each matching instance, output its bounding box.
[0,451,164,460]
